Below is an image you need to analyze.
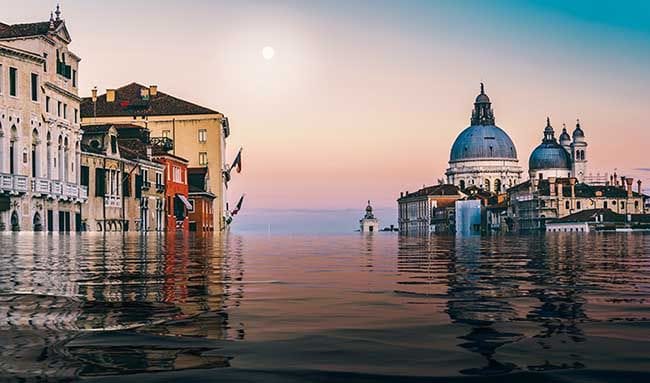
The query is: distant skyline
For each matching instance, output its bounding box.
[3,0,649,213]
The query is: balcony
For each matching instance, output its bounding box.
[155,183,165,193]
[142,180,152,190]
[29,178,88,202]
[0,173,29,194]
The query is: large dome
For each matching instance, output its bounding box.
[450,125,518,162]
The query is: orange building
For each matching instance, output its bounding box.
[187,167,215,232]
[154,150,190,232]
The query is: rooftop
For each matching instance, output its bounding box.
[80,83,220,118]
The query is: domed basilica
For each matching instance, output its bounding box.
[529,117,587,182]
[445,84,523,192]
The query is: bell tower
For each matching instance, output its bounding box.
[571,119,588,182]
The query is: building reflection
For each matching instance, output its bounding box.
[0,232,244,379]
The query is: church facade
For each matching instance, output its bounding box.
[445,84,523,193]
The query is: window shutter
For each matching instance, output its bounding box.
[123,174,131,197]
[95,168,105,197]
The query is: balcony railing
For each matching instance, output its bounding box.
[155,183,165,192]
[142,181,152,190]
[0,173,29,194]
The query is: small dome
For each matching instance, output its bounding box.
[559,127,571,143]
[450,125,518,162]
[475,93,490,103]
[529,142,572,170]
[572,123,584,139]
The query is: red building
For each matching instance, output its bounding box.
[154,151,191,232]
[188,167,216,233]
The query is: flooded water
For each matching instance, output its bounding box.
[0,232,649,382]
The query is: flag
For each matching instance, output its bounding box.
[223,169,231,189]
[230,148,242,174]
[231,195,245,216]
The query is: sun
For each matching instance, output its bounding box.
[262,46,275,60]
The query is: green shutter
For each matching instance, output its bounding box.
[95,168,105,197]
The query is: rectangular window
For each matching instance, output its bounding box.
[188,199,195,213]
[72,69,77,87]
[95,168,106,197]
[173,166,182,183]
[9,67,17,96]
[162,130,171,139]
[198,129,207,143]
[31,73,38,101]
[135,174,143,199]
[199,152,208,166]
[74,108,78,123]
[80,166,89,186]
[63,104,67,119]
[123,173,131,197]
[57,101,62,117]
[43,53,48,72]
[46,96,50,112]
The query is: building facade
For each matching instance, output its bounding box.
[154,151,190,233]
[80,83,228,231]
[398,184,464,234]
[508,176,646,232]
[188,167,215,233]
[0,9,87,231]
[445,84,523,193]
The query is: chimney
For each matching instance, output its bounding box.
[621,176,626,189]
[626,177,634,198]
[570,177,576,198]
[400,192,404,198]
[91,86,98,102]
[149,85,158,97]
[532,178,539,191]
[638,180,642,194]
[140,88,150,99]
[106,89,116,103]
[557,182,563,198]
[549,177,557,196]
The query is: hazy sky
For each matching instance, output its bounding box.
[4,0,650,213]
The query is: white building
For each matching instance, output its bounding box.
[360,200,379,232]
[0,6,87,231]
[446,84,523,192]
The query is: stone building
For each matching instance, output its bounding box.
[0,8,87,231]
[529,118,588,181]
[508,176,646,232]
[359,200,379,232]
[81,125,139,231]
[446,84,523,192]
[545,209,650,233]
[80,83,228,230]
[113,125,166,231]
[398,184,464,234]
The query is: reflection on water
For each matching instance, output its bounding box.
[0,232,649,381]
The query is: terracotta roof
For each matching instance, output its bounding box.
[398,184,462,201]
[118,138,148,161]
[0,20,62,39]
[80,83,220,118]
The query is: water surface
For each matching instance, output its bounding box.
[0,232,649,382]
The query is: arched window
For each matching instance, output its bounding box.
[459,180,465,190]
[33,212,42,231]
[10,211,19,231]
[10,125,18,175]
[565,201,570,209]
[494,179,502,193]
[46,132,52,178]
[32,129,40,178]
[484,179,490,191]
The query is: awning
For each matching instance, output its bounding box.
[176,194,193,210]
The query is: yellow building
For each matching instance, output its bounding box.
[80,83,228,230]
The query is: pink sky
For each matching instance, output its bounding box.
[4,1,650,210]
